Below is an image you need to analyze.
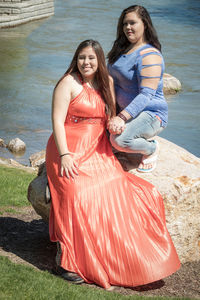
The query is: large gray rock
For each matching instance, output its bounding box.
[27,163,50,223]
[27,137,200,263]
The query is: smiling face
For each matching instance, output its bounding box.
[77,46,98,80]
[123,11,145,46]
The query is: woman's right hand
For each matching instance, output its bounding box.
[60,154,78,179]
[107,116,126,134]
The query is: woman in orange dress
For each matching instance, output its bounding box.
[46,39,180,290]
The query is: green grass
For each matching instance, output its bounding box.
[0,207,18,215]
[0,165,194,300]
[0,165,36,211]
[0,256,191,300]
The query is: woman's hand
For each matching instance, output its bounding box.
[107,116,126,134]
[60,154,78,179]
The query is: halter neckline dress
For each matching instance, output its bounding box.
[46,74,180,289]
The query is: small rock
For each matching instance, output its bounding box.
[163,73,182,95]
[0,138,6,147]
[0,156,37,173]
[29,150,46,168]
[7,138,26,153]
[0,157,21,167]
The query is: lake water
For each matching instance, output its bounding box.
[0,0,200,165]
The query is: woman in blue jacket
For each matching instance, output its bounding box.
[108,5,167,172]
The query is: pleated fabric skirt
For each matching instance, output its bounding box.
[46,121,180,289]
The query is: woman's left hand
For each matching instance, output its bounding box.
[107,116,126,134]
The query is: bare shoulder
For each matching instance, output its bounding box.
[57,72,83,100]
[58,74,74,87]
[54,74,76,97]
[140,47,161,56]
[139,47,162,64]
[62,73,82,87]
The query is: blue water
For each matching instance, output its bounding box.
[0,0,200,165]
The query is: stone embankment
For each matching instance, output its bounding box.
[0,0,54,28]
[26,137,200,264]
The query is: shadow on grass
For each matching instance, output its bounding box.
[1,215,200,299]
[0,216,57,271]
[0,215,167,294]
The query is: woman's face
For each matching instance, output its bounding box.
[123,11,145,45]
[77,46,98,79]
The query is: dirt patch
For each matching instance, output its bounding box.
[0,206,199,299]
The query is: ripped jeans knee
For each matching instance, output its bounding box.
[110,112,164,155]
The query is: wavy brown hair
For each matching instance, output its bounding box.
[55,40,115,117]
[108,5,161,64]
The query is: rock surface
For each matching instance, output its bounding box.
[163,73,181,95]
[119,137,200,263]
[7,137,26,154]
[0,0,54,29]
[29,150,46,168]
[27,137,200,263]
[0,138,6,147]
[27,163,50,222]
[0,156,36,173]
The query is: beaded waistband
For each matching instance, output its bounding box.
[65,114,105,124]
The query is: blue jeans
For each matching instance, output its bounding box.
[110,112,163,156]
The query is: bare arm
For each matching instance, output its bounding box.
[52,76,71,155]
[108,75,116,113]
[107,76,125,134]
[52,75,78,178]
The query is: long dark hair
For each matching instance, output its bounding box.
[55,40,115,117]
[108,5,161,64]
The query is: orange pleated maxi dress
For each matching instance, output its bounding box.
[46,79,181,289]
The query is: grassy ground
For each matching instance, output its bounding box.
[0,165,198,300]
[0,256,189,300]
[0,165,36,214]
